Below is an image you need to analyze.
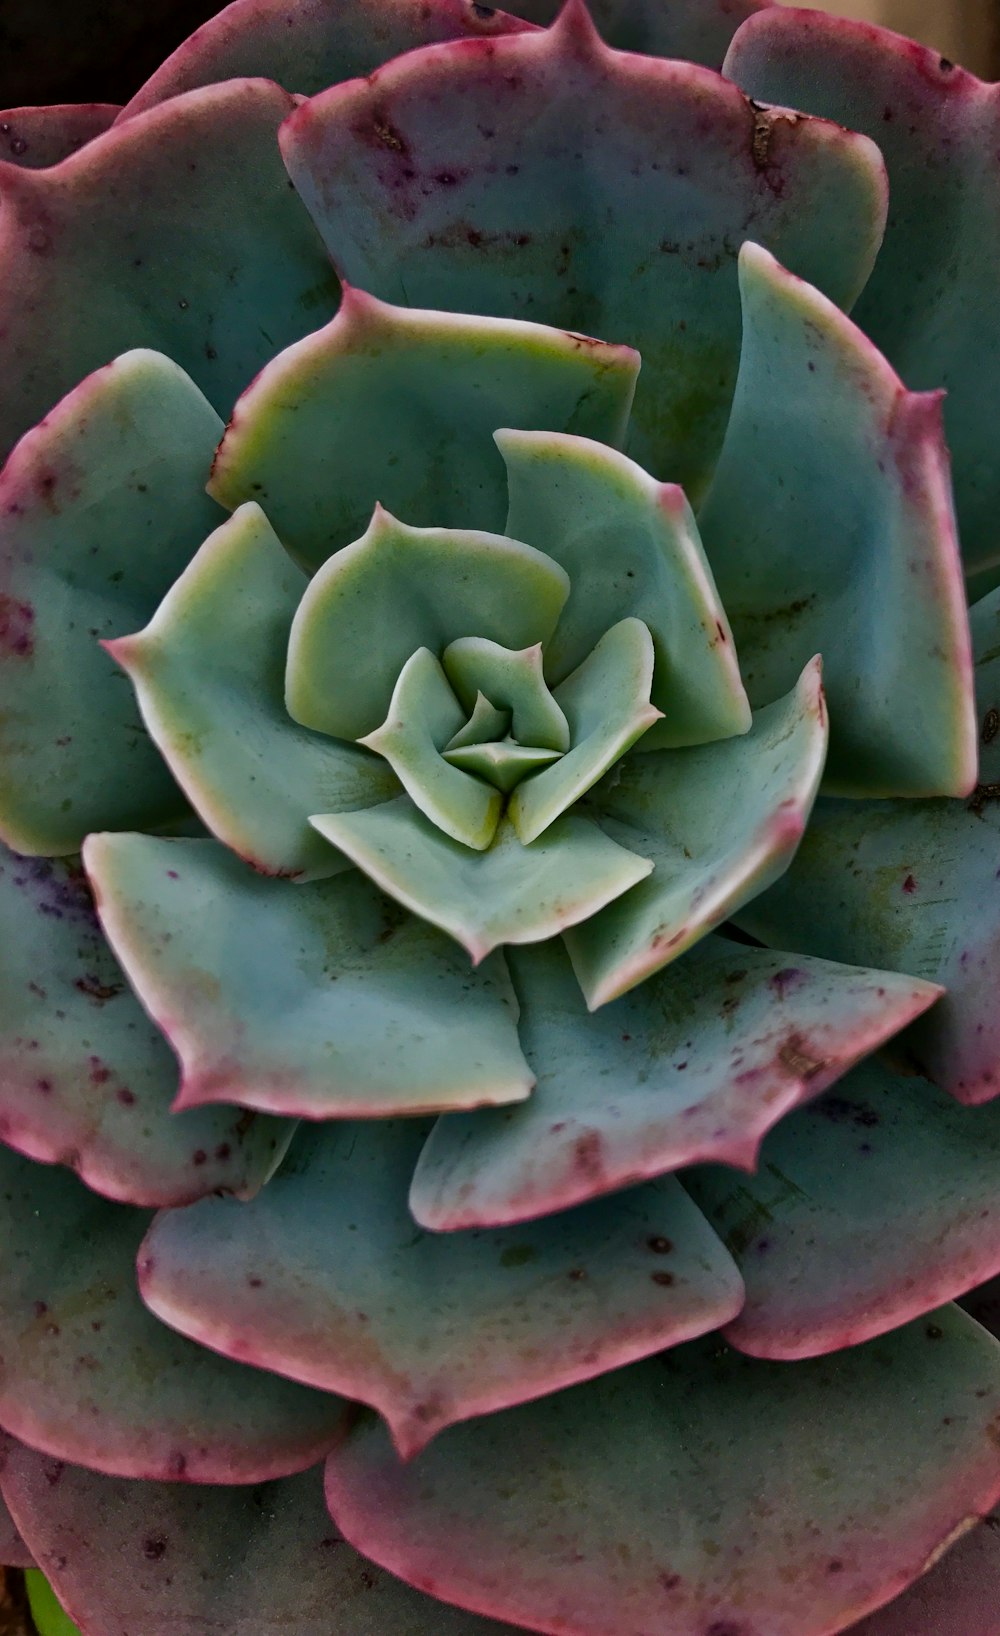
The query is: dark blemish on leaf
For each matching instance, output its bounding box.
[902,874,917,894]
[0,593,35,657]
[192,1149,207,1166]
[359,1570,376,1589]
[827,1559,845,1574]
[816,1095,879,1128]
[940,56,954,70]
[117,1087,136,1106]
[968,782,1000,817]
[647,1236,673,1254]
[926,1323,944,1340]
[659,1572,682,1591]
[472,1,495,16]
[370,116,410,155]
[778,1035,825,1079]
[248,1276,263,1288]
[74,974,124,1005]
[143,1536,167,1561]
[215,1143,231,1161]
[573,1130,604,1177]
[982,708,999,744]
[567,1267,587,1281]
[650,1270,675,1287]
[705,1622,750,1636]
[769,967,805,996]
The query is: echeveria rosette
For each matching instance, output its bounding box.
[0,3,999,1636]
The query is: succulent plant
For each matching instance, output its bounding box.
[1,2,1000,1634]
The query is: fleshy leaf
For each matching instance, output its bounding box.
[311,802,652,962]
[121,0,536,120]
[108,503,396,881]
[567,656,827,1007]
[499,429,749,747]
[0,1446,525,1636]
[0,105,118,168]
[0,78,339,467]
[25,1572,79,1636]
[84,833,532,1118]
[0,1478,31,1568]
[0,1144,345,1481]
[286,508,569,740]
[140,1118,741,1459]
[725,7,1000,573]
[509,619,659,843]
[280,2,887,498]
[738,588,1000,1105]
[209,289,639,574]
[698,243,975,797]
[411,937,940,1228]
[362,649,501,849]
[325,1310,1000,1636]
[507,0,773,65]
[444,741,560,793]
[843,1508,1000,1636]
[0,350,224,856]
[685,1059,1000,1359]
[442,638,569,752]
[0,842,290,1208]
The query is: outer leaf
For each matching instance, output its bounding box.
[568,655,827,1007]
[209,289,639,574]
[121,0,536,120]
[0,105,118,168]
[509,619,660,843]
[0,1486,32,1568]
[0,78,338,468]
[685,1059,1000,1359]
[738,588,1000,1104]
[0,1143,345,1482]
[726,7,1000,572]
[325,1309,1000,1636]
[507,0,773,65]
[0,843,290,1208]
[0,350,224,856]
[698,243,975,797]
[0,1446,524,1636]
[844,1512,1000,1636]
[499,429,749,747]
[311,803,652,962]
[411,937,940,1228]
[140,1118,742,1459]
[280,1,887,499]
[85,832,532,1118]
[108,503,396,881]
[286,507,569,740]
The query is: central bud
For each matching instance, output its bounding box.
[358,637,572,850]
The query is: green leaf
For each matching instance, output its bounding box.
[506,0,770,66]
[208,288,639,574]
[286,508,570,740]
[361,649,502,849]
[140,1118,741,1459]
[0,350,224,855]
[0,80,339,467]
[410,936,940,1228]
[567,656,827,1007]
[499,429,750,746]
[109,502,397,881]
[442,638,569,752]
[25,1573,81,1636]
[310,801,652,962]
[84,833,532,1118]
[281,2,887,498]
[698,243,976,797]
[686,1058,1000,1360]
[325,1308,1000,1636]
[508,618,660,843]
[725,7,1000,573]
[0,841,290,1208]
[737,588,1000,1105]
[0,1143,345,1482]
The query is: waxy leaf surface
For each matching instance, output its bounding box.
[499,429,749,747]
[508,0,773,64]
[281,3,887,497]
[568,656,827,1006]
[141,1118,741,1459]
[0,79,338,466]
[726,7,1000,572]
[109,503,396,881]
[411,937,940,1227]
[0,842,288,1207]
[85,833,532,1118]
[210,291,639,574]
[325,1310,1000,1636]
[0,350,222,855]
[687,1058,1000,1358]
[699,243,975,797]
[0,105,118,169]
[0,1144,345,1481]
[0,1443,524,1636]
[739,588,1000,1104]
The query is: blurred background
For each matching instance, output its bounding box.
[0,0,996,106]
